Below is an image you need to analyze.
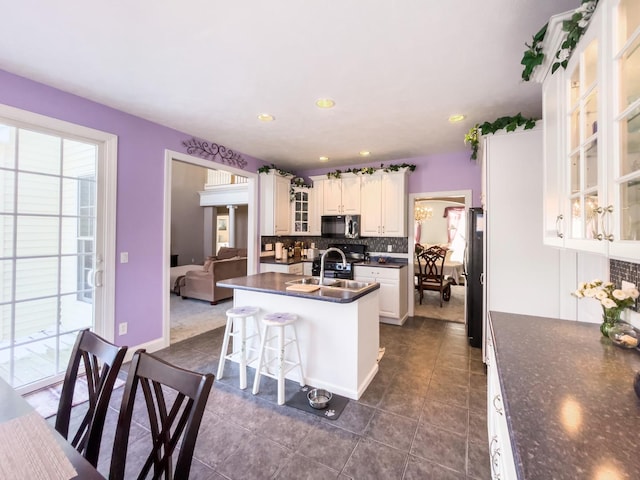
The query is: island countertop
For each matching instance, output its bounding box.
[490,311,640,480]
[217,272,380,303]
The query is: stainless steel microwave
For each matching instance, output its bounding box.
[321,215,360,239]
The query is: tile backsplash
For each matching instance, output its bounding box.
[610,259,639,312]
[261,236,408,254]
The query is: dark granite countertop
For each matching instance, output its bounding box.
[356,258,408,269]
[259,256,312,265]
[217,272,380,304]
[490,311,640,480]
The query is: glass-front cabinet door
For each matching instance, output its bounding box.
[292,187,310,234]
[563,7,608,255]
[609,0,640,260]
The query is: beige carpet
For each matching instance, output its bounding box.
[170,294,230,344]
[413,285,466,323]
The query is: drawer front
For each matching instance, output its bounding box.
[354,265,399,281]
[288,263,304,275]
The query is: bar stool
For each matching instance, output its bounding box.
[217,306,261,389]
[252,312,305,405]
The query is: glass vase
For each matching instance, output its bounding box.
[600,308,623,337]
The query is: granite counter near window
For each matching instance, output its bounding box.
[489,311,640,479]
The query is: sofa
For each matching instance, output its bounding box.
[180,247,247,304]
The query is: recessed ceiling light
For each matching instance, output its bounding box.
[257,113,275,122]
[359,151,371,157]
[319,156,329,162]
[448,114,466,123]
[315,98,335,109]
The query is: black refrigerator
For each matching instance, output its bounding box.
[466,207,484,348]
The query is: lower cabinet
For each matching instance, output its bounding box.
[486,326,517,479]
[260,262,304,275]
[354,265,408,325]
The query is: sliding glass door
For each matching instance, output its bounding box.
[0,115,113,391]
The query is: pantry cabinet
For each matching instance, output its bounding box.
[538,0,640,261]
[360,170,407,237]
[260,171,292,236]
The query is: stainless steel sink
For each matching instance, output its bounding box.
[285,277,375,292]
[286,277,339,287]
[330,280,374,292]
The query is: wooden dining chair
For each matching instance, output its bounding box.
[416,245,453,307]
[109,349,214,480]
[55,329,128,467]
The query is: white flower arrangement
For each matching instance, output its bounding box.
[573,279,639,318]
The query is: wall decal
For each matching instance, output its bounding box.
[182,138,247,169]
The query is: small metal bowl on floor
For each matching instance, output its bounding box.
[307,388,332,409]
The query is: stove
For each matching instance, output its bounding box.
[311,244,367,280]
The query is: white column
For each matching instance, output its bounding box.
[227,205,237,247]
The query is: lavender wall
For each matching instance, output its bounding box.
[0,69,265,347]
[300,151,482,206]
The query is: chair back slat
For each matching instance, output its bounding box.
[109,350,214,480]
[55,329,127,467]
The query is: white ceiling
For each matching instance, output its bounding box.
[1,0,579,171]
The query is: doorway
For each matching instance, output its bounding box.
[0,105,117,393]
[407,190,471,324]
[162,150,258,347]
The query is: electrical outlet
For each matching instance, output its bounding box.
[387,245,393,253]
[120,252,128,263]
[119,322,127,335]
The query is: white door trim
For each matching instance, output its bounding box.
[162,149,258,347]
[407,189,472,320]
[0,103,118,343]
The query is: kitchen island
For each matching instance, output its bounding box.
[488,311,640,479]
[217,272,381,400]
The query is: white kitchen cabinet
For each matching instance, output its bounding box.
[260,262,304,275]
[317,174,361,215]
[360,170,407,237]
[260,171,292,236]
[354,265,407,325]
[538,1,640,261]
[486,324,518,480]
[607,0,640,260]
[291,187,313,235]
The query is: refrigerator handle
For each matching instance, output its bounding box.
[480,272,484,285]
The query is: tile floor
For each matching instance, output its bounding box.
[62,316,490,479]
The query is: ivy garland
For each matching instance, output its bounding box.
[326,163,416,179]
[257,163,293,176]
[520,0,599,81]
[520,23,548,81]
[464,114,538,161]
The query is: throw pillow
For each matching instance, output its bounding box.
[216,248,238,260]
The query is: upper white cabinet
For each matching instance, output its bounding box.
[260,171,292,236]
[539,0,640,262]
[291,187,311,234]
[608,0,640,259]
[320,174,361,215]
[291,186,322,236]
[360,170,408,237]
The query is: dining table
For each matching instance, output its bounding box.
[0,377,104,479]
